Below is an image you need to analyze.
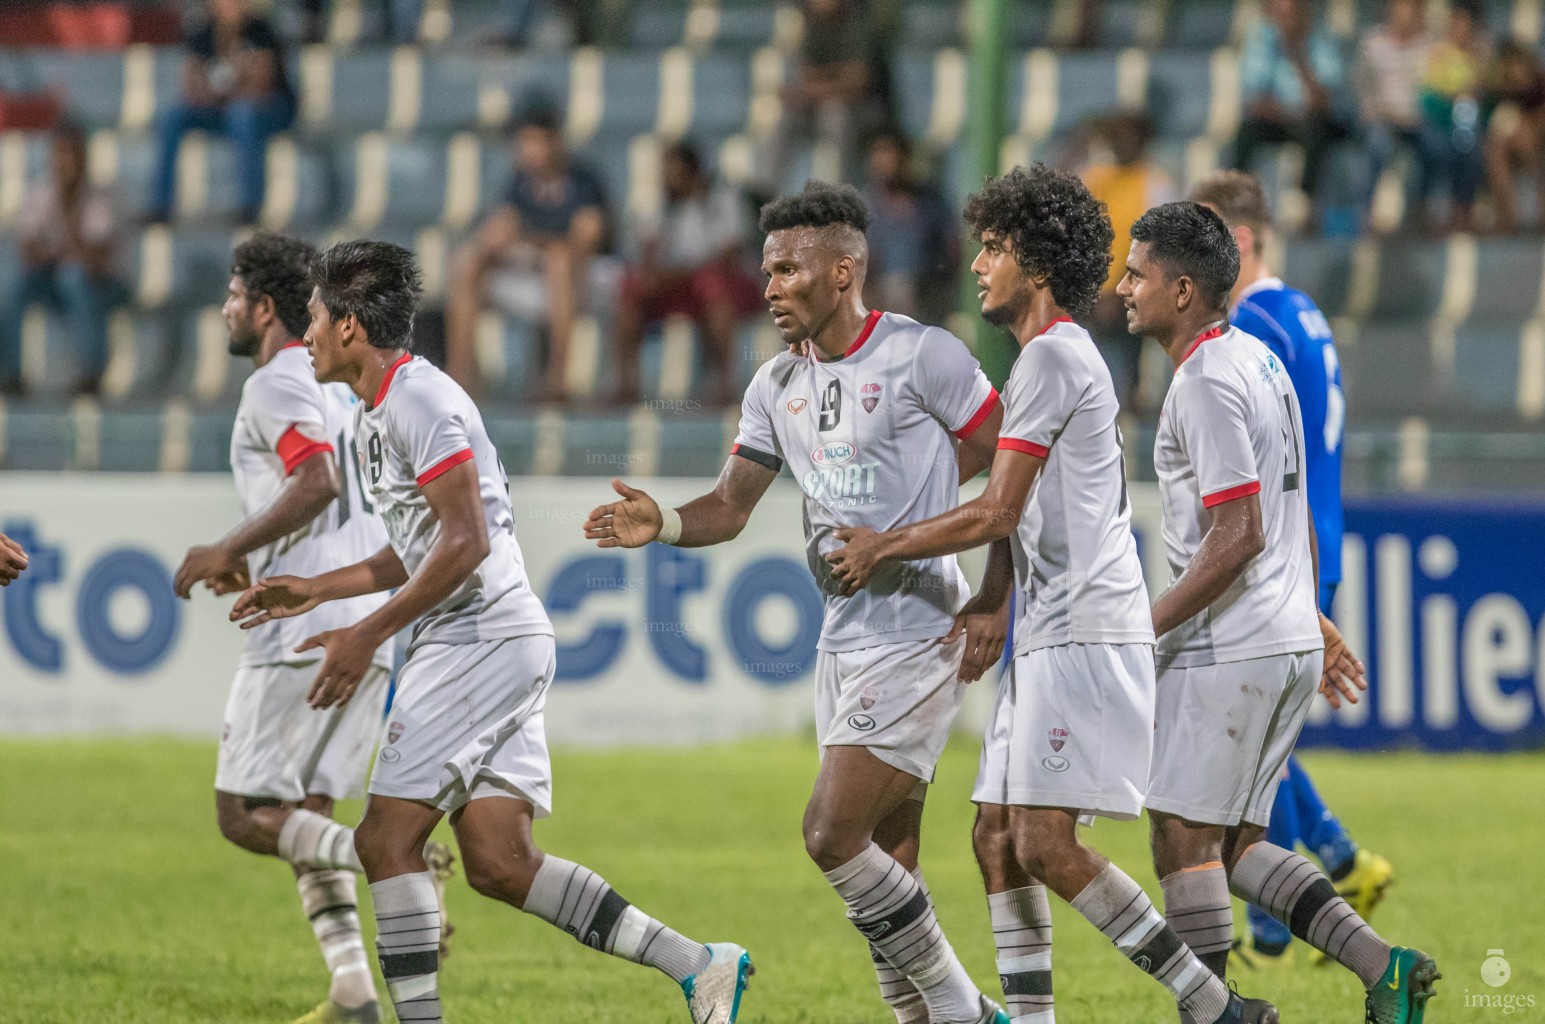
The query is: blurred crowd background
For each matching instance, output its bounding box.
[2,0,1543,492]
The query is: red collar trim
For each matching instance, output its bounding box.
[280,341,306,351]
[1181,325,1226,364]
[843,310,884,358]
[372,352,412,409]
[1039,315,1073,335]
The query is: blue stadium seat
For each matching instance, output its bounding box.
[1098,0,1149,47]
[98,409,166,470]
[1342,319,1436,418]
[599,54,665,135]
[1281,240,1355,318]
[1148,50,1215,140]
[380,137,450,227]
[418,54,484,133]
[1470,238,1545,323]
[328,49,394,131]
[2,408,74,470]
[1166,0,1237,47]
[1046,51,1126,138]
[188,408,237,471]
[892,49,939,142]
[27,51,125,130]
[627,2,688,49]
[901,2,961,49]
[480,53,572,124]
[713,1,781,51]
[1365,240,1446,319]
[657,414,733,477]
[1008,0,1055,48]
[116,308,185,400]
[1450,323,1524,416]
[564,414,636,477]
[484,411,538,474]
[585,131,637,220]
[687,55,751,137]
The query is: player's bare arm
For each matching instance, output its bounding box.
[957,402,1005,484]
[174,446,341,599]
[827,447,1045,595]
[301,459,490,710]
[944,537,1015,683]
[0,530,28,585]
[1307,501,1367,708]
[583,455,777,549]
[1150,490,1264,639]
[230,543,407,628]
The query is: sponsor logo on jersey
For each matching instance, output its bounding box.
[859,684,879,710]
[861,382,882,413]
[1047,726,1067,752]
[388,721,404,744]
[380,748,402,762]
[788,398,808,414]
[811,440,856,465]
[1042,755,1070,772]
[848,713,877,732]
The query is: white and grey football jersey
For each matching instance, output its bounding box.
[733,311,999,653]
[229,343,390,668]
[996,318,1152,655]
[354,354,552,652]
[1154,325,1322,667]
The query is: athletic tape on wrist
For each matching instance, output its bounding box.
[657,507,683,545]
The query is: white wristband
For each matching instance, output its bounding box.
[657,506,683,545]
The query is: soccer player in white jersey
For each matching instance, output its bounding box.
[827,164,1276,1024]
[1117,202,1439,1024]
[230,240,752,1024]
[174,234,399,1024]
[584,183,1010,1024]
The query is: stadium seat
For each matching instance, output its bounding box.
[711,2,783,52]
[656,412,735,477]
[598,53,666,136]
[1469,237,1545,323]
[1341,318,1437,417]
[478,53,572,127]
[1449,322,1525,416]
[26,50,125,130]
[561,414,635,477]
[1007,0,1055,48]
[97,408,167,471]
[627,1,689,49]
[187,407,238,471]
[1281,239,1355,318]
[1009,50,1126,141]
[892,48,942,143]
[1362,239,1447,319]
[686,54,752,137]
[2,407,74,470]
[1166,0,1239,48]
[900,1,962,49]
[323,49,395,132]
[418,53,486,133]
[1147,50,1218,140]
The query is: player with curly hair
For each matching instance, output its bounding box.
[827,165,1278,1024]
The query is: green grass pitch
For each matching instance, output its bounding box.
[3,737,1541,1022]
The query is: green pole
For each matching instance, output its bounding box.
[960,0,1016,388]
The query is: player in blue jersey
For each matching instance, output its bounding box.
[1191,170,1394,966]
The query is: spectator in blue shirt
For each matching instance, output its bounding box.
[445,101,610,404]
[1232,0,1354,217]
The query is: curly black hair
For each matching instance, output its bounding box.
[962,163,1114,318]
[231,233,318,339]
[1129,201,1239,313]
[309,240,423,350]
[758,180,870,234]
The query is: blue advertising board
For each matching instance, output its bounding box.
[1299,498,1545,752]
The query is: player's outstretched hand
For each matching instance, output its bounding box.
[825,526,884,596]
[174,543,247,599]
[1318,611,1367,710]
[296,627,375,710]
[205,557,251,596]
[583,478,663,548]
[945,591,1010,683]
[0,531,28,586]
[230,575,324,628]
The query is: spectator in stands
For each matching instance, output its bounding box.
[1232,0,1353,220]
[860,128,956,324]
[1355,0,1439,230]
[445,101,608,404]
[769,0,887,191]
[1418,0,1491,232]
[1,122,121,398]
[147,0,295,225]
[1484,40,1545,233]
[608,141,760,408]
[1080,110,1176,409]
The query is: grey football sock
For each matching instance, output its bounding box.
[371,872,441,1024]
[989,885,1054,1023]
[1230,842,1391,987]
[869,868,929,1023]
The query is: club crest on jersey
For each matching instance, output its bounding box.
[388,721,404,744]
[861,382,882,413]
[811,440,856,465]
[787,398,808,414]
[859,685,880,711]
[1047,727,1068,752]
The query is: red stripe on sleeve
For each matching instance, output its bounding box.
[415,448,475,487]
[954,389,1000,439]
[1201,479,1262,508]
[275,425,334,476]
[997,437,1050,458]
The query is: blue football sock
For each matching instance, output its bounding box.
[1286,757,1358,878]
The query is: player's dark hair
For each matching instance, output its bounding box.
[1189,170,1272,254]
[1129,202,1239,312]
[231,233,319,339]
[758,180,870,234]
[309,240,422,350]
[962,162,1114,318]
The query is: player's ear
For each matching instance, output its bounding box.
[252,292,276,329]
[1174,273,1195,313]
